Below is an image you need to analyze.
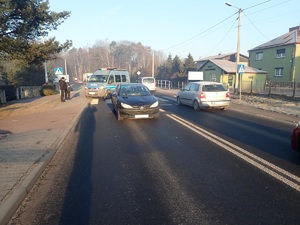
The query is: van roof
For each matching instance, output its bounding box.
[190,81,221,85]
[95,67,127,71]
[142,77,155,79]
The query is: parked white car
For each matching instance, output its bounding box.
[141,77,156,92]
[176,81,230,111]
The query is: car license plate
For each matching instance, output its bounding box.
[88,92,96,95]
[212,101,223,105]
[135,114,149,118]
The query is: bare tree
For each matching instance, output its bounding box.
[57,40,168,81]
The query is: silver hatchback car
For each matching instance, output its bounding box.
[177,81,230,111]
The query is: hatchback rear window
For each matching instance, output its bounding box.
[142,78,155,83]
[202,84,227,92]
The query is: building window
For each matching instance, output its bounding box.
[276,49,285,58]
[256,52,263,60]
[275,67,284,76]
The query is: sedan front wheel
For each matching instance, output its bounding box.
[117,108,124,121]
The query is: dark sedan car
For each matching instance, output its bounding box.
[110,83,160,120]
[291,121,300,152]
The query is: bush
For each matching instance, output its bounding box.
[40,83,57,96]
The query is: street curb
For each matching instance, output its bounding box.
[0,101,87,225]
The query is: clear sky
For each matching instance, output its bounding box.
[48,0,300,60]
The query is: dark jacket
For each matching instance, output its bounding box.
[59,79,68,91]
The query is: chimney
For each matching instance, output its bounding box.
[289,26,300,32]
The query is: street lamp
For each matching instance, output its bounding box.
[152,51,154,78]
[42,30,48,83]
[226,2,242,99]
[148,47,155,78]
[64,58,68,77]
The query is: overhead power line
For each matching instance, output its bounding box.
[202,19,237,57]
[161,12,237,52]
[161,0,290,56]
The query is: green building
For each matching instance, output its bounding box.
[199,59,267,92]
[249,26,300,82]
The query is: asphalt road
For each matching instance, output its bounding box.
[8,90,300,225]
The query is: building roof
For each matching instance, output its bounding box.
[195,52,249,62]
[201,59,267,74]
[249,26,300,51]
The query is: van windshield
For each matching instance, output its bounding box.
[89,75,108,83]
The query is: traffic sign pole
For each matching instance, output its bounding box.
[239,73,242,100]
[237,64,245,100]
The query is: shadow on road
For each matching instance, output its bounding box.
[60,103,97,224]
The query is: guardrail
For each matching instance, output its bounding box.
[157,80,186,90]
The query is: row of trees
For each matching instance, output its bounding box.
[0,0,197,87]
[54,41,197,83]
[0,0,72,86]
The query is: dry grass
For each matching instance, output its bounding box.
[0,97,60,120]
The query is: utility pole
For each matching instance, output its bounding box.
[226,2,242,97]
[237,8,242,100]
[152,51,155,78]
[42,31,48,83]
[65,58,68,77]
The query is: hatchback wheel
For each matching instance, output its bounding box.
[177,97,182,105]
[193,100,200,111]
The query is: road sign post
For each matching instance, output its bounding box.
[237,64,245,100]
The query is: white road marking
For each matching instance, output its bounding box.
[156,96,176,101]
[167,113,300,192]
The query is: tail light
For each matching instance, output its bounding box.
[200,92,206,98]
[226,92,230,98]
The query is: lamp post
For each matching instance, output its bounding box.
[64,58,68,77]
[42,30,48,83]
[148,48,155,78]
[152,51,154,78]
[226,2,242,98]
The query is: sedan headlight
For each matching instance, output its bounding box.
[150,101,159,108]
[121,102,133,108]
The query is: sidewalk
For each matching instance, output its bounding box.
[0,87,89,225]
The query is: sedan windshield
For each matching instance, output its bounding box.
[120,85,151,96]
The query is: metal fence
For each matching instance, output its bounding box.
[157,80,186,90]
[157,80,300,99]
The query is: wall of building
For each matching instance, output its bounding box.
[249,44,294,82]
[201,61,222,82]
[294,44,300,82]
[241,73,267,92]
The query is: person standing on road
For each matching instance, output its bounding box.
[59,77,68,102]
[66,82,72,101]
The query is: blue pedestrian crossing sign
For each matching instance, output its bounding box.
[237,64,245,74]
[54,67,63,75]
